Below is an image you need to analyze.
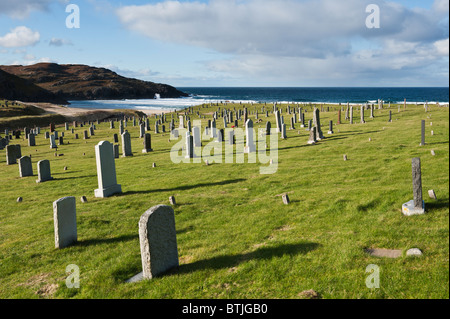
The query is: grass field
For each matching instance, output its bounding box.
[0,102,448,299]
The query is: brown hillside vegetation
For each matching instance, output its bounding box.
[0,63,188,101]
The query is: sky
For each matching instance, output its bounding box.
[0,0,448,87]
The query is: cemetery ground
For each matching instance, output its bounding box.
[0,101,448,299]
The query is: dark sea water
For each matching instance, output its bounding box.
[179,87,449,104]
[68,87,449,111]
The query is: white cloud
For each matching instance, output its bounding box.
[115,0,449,86]
[49,38,73,46]
[434,38,449,56]
[0,26,40,48]
[0,0,53,19]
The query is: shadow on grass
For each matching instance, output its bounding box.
[120,178,246,195]
[171,242,320,276]
[76,234,138,247]
[426,198,449,210]
[357,199,382,212]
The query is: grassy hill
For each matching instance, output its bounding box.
[0,102,448,299]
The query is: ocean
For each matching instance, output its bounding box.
[67,87,449,112]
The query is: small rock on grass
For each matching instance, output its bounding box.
[406,248,423,257]
[298,289,320,299]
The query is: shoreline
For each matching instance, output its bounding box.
[20,99,450,121]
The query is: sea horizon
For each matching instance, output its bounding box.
[67,87,450,112]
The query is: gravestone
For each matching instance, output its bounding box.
[6,144,21,165]
[266,121,271,136]
[53,196,77,249]
[28,133,36,147]
[328,121,334,134]
[138,205,179,280]
[192,126,201,147]
[121,131,133,157]
[275,110,282,133]
[36,160,53,183]
[19,156,33,177]
[244,119,256,153]
[282,194,290,205]
[349,106,354,124]
[360,105,365,124]
[83,130,89,140]
[50,135,57,149]
[388,111,392,122]
[113,144,120,159]
[307,128,317,145]
[281,124,287,139]
[94,141,122,198]
[142,133,153,153]
[114,134,119,144]
[402,157,425,216]
[420,120,425,146]
[139,123,145,138]
[185,132,195,159]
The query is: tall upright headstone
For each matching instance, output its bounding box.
[28,133,36,147]
[360,105,365,124]
[53,196,77,249]
[313,108,324,140]
[94,141,122,198]
[142,133,153,153]
[122,131,133,157]
[349,106,354,124]
[275,110,283,133]
[244,119,256,153]
[328,121,334,134]
[420,120,425,146]
[402,158,425,216]
[307,127,317,145]
[50,135,57,149]
[193,126,201,147]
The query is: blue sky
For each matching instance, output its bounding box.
[0,0,448,87]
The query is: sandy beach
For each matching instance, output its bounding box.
[22,102,176,119]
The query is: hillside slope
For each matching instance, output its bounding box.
[0,63,188,101]
[0,69,68,104]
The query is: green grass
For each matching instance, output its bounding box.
[0,103,448,299]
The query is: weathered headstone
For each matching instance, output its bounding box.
[307,128,317,145]
[142,133,153,153]
[19,156,33,177]
[50,135,57,149]
[36,159,53,183]
[6,144,21,165]
[28,133,36,147]
[420,120,425,146]
[244,119,256,153]
[94,141,122,198]
[402,157,425,216]
[138,205,179,280]
[53,196,77,249]
[121,131,133,157]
